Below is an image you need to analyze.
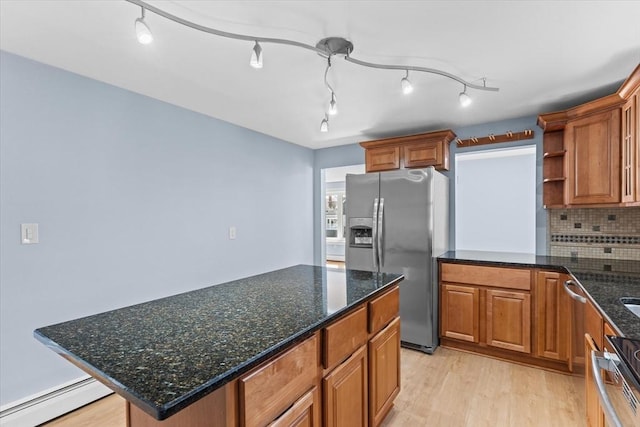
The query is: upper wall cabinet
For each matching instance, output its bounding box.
[360,130,456,173]
[538,64,640,208]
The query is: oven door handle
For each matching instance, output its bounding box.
[591,350,623,427]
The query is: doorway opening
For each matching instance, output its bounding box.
[322,164,365,268]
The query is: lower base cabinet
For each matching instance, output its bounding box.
[368,317,401,427]
[323,346,368,427]
[486,289,531,353]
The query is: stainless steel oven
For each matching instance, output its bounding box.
[591,335,640,426]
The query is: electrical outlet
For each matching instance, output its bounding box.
[21,223,39,244]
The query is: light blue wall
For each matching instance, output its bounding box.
[0,51,314,405]
[313,116,546,259]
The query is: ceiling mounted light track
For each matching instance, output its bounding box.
[125,0,499,133]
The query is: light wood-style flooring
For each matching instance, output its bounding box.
[42,347,584,426]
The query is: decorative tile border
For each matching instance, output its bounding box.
[550,235,640,245]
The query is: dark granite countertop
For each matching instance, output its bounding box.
[438,250,640,340]
[34,265,403,420]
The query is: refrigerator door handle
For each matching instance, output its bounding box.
[378,198,384,267]
[372,198,379,269]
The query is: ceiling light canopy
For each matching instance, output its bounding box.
[126,0,498,133]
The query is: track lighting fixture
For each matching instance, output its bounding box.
[126,0,499,133]
[320,115,329,133]
[401,70,413,95]
[134,7,153,45]
[459,85,472,107]
[250,41,263,69]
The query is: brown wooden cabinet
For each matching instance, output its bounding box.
[585,333,605,427]
[360,130,455,172]
[270,386,321,427]
[486,289,531,353]
[323,346,368,427]
[565,108,621,205]
[538,63,640,208]
[239,334,321,427]
[439,262,578,372]
[439,263,533,357]
[368,317,400,427]
[440,283,480,343]
[534,271,570,362]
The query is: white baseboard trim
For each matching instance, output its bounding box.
[0,377,112,427]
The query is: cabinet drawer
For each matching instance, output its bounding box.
[268,386,320,427]
[239,334,319,427]
[323,305,368,371]
[368,286,399,334]
[441,263,531,290]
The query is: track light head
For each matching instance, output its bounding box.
[250,41,263,69]
[401,71,413,95]
[320,115,329,133]
[328,92,338,116]
[459,86,472,107]
[135,8,153,45]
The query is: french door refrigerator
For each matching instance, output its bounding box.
[345,167,448,353]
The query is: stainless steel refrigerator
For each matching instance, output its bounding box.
[345,167,448,353]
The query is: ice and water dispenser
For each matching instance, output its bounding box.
[349,218,373,248]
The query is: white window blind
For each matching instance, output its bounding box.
[455,145,536,253]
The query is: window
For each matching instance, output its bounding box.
[325,191,346,239]
[455,145,536,253]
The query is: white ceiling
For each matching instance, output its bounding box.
[1,1,639,149]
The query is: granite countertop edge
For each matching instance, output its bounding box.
[33,271,404,420]
[438,251,640,340]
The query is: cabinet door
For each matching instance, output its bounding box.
[534,271,569,361]
[402,141,444,169]
[269,386,320,427]
[365,146,400,172]
[368,317,400,427]
[585,298,604,351]
[565,109,621,204]
[585,334,605,427]
[323,345,368,427]
[440,284,480,343]
[486,289,531,353]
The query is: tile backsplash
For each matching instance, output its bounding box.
[548,207,640,261]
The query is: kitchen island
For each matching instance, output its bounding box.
[34,265,403,425]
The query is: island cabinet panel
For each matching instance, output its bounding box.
[534,271,570,362]
[323,305,368,372]
[368,285,399,334]
[127,381,238,427]
[486,289,531,354]
[268,386,320,427]
[239,333,320,427]
[440,284,480,343]
[585,334,605,427]
[565,108,621,205]
[368,317,401,427]
[323,345,368,427]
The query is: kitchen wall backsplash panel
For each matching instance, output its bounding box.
[548,208,640,262]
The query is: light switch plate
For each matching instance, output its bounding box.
[229,226,236,240]
[21,223,39,244]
